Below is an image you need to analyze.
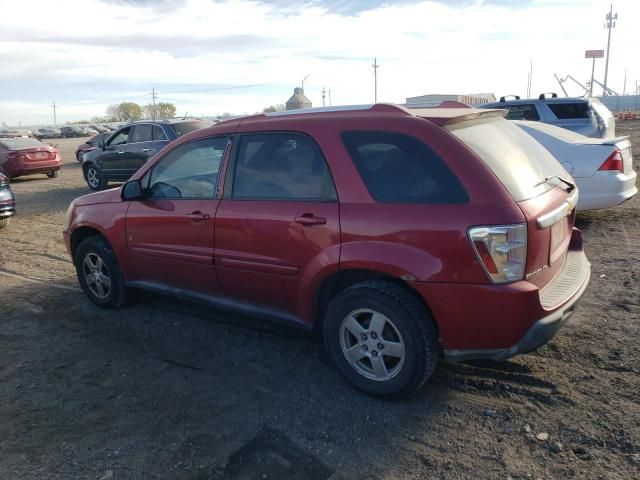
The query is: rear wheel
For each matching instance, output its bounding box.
[74,236,132,309]
[84,164,107,190]
[324,281,438,398]
[47,170,58,178]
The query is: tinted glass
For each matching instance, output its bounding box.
[171,120,212,137]
[504,104,540,121]
[147,137,227,199]
[232,133,337,201]
[341,131,467,204]
[448,117,569,201]
[130,124,153,143]
[152,125,167,141]
[547,102,591,119]
[108,127,131,146]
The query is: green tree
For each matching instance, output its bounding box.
[262,104,285,113]
[143,102,177,120]
[106,102,143,122]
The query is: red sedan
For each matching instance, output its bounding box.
[0,138,63,179]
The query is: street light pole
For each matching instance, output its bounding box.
[603,4,617,96]
[372,58,379,103]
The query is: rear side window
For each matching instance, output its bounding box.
[341,131,467,204]
[231,132,337,201]
[172,121,212,137]
[504,104,539,121]
[547,102,590,119]
[130,124,152,143]
[152,125,167,141]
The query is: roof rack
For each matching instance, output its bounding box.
[499,95,521,102]
[538,92,558,99]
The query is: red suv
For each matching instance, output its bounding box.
[63,104,590,398]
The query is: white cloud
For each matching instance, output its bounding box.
[0,0,638,125]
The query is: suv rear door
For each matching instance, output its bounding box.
[214,131,340,323]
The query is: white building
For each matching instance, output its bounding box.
[406,93,496,108]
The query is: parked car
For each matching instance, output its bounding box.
[0,138,63,179]
[479,94,615,139]
[83,127,99,136]
[35,127,62,139]
[64,104,590,398]
[0,129,34,138]
[514,120,637,211]
[0,172,15,228]
[76,133,109,162]
[88,124,110,134]
[60,126,88,138]
[81,119,212,190]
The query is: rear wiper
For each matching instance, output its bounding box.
[535,175,575,192]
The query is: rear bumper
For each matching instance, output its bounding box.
[5,160,63,178]
[576,170,637,211]
[414,235,591,361]
[443,250,590,362]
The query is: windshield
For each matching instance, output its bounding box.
[172,120,212,137]
[447,117,570,201]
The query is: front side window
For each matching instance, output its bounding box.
[341,131,468,204]
[231,133,337,201]
[146,137,227,199]
[130,124,153,143]
[505,104,540,121]
[108,127,131,146]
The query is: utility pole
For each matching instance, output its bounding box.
[301,74,311,90]
[527,59,533,98]
[51,101,57,125]
[328,89,332,106]
[623,68,627,95]
[372,58,379,103]
[151,87,158,119]
[603,4,617,96]
[322,87,326,107]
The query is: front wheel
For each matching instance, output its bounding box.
[74,236,132,309]
[84,164,107,190]
[324,281,438,398]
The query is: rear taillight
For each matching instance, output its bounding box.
[599,149,624,172]
[468,224,527,284]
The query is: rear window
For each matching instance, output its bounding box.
[0,138,46,150]
[341,131,468,204]
[547,102,590,119]
[448,118,569,201]
[171,121,212,137]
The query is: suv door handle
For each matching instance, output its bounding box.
[142,148,150,153]
[188,211,210,222]
[117,151,125,154]
[294,214,327,226]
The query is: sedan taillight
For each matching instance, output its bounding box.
[599,149,624,173]
[468,224,527,284]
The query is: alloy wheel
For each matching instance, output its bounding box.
[82,252,112,299]
[339,308,406,382]
[86,168,99,189]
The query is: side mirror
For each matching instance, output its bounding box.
[121,179,144,201]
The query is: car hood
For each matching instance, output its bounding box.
[74,187,122,206]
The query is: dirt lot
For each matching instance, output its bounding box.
[1,125,639,480]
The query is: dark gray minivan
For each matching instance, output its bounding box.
[82,119,212,190]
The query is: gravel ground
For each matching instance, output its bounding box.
[1,124,639,480]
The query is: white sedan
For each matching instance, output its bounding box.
[515,120,637,211]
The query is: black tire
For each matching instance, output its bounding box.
[323,281,438,399]
[47,170,59,178]
[84,163,107,190]
[74,236,132,309]
[76,151,83,162]
[0,217,9,229]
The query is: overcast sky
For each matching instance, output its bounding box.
[0,0,638,125]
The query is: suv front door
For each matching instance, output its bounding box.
[214,132,340,323]
[100,126,132,180]
[125,136,228,296]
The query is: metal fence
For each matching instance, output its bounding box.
[596,95,640,112]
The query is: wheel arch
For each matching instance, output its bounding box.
[312,269,438,340]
